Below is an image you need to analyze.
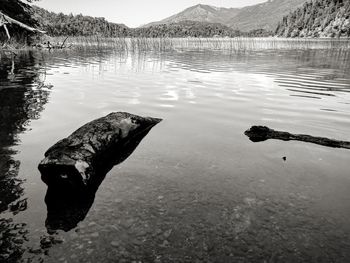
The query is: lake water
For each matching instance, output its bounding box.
[1,47,350,262]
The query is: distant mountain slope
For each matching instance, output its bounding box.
[31,7,266,38]
[227,0,309,31]
[143,4,240,27]
[275,0,350,37]
[143,0,309,32]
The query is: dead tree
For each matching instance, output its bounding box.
[0,11,45,40]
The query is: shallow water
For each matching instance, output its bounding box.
[1,48,350,262]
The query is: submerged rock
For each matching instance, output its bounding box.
[245,126,350,149]
[38,112,162,188]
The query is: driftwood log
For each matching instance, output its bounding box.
[245,126,350,149]
[43,112,161,233]
[38,112,162,189]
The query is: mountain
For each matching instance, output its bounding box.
[143,4,240,27]
[31,6,255,38]
[275,0,350,37]
[227,0,309,31]
[143,0,309,32]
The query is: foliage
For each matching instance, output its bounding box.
[31,6,272,38]
[133,21,242,38]
[275,0,350,38]
[244,29,273,38]
[32,6,129,37]
[0,0,40,44]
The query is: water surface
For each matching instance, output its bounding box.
[1,48,350,262]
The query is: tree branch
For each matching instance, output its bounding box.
[0,11,45,34]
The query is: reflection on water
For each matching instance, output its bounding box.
[0,52,48,212]
[0,47,350,262]
[0,51,52,262]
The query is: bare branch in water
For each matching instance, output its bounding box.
[245,126,350,150]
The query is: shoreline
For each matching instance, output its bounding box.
[2,37,350,52]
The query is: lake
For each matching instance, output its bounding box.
[1,45,350,262]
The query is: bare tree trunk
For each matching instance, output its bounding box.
[3,24,10,39]
[0,11,45,34]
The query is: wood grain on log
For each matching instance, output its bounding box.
[245,126,350,149]
[38,112,162,188]
[43,112,161,232]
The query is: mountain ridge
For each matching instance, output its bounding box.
[228,0,310,31]
[142,4,240,28]
[143,0,309,31]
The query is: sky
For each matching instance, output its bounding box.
[34,0,267,28]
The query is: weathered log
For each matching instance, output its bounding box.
[38,112,162,188]
[245,126,350,149]
[43,118,159,233]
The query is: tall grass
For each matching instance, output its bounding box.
[0,31,37,49]
[48,36,350,52]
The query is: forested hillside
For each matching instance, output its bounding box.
[9,0,349,41]
[31,6,270,38]
[143,4,240,28]
[227,0,308,31]
[275,0,350,37]
[0,0,40,43]
[134,21,241,37]
[32,6,240,37]
[32,6,130,37]
[145,0,309,32]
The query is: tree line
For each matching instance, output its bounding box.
[134,21,242,38]
[275,0,350,38]
[2,0,350,42]
[32,6,129,37]
[1,1,272,42]
[32,6,271,38]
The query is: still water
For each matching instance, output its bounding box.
[1,48,350,262]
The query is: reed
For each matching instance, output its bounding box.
[0,31,34,49]
[49,36,350,52]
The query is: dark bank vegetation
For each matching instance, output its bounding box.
[1,0,350,49]
[276,0,350,38]
[0,0,44,47]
